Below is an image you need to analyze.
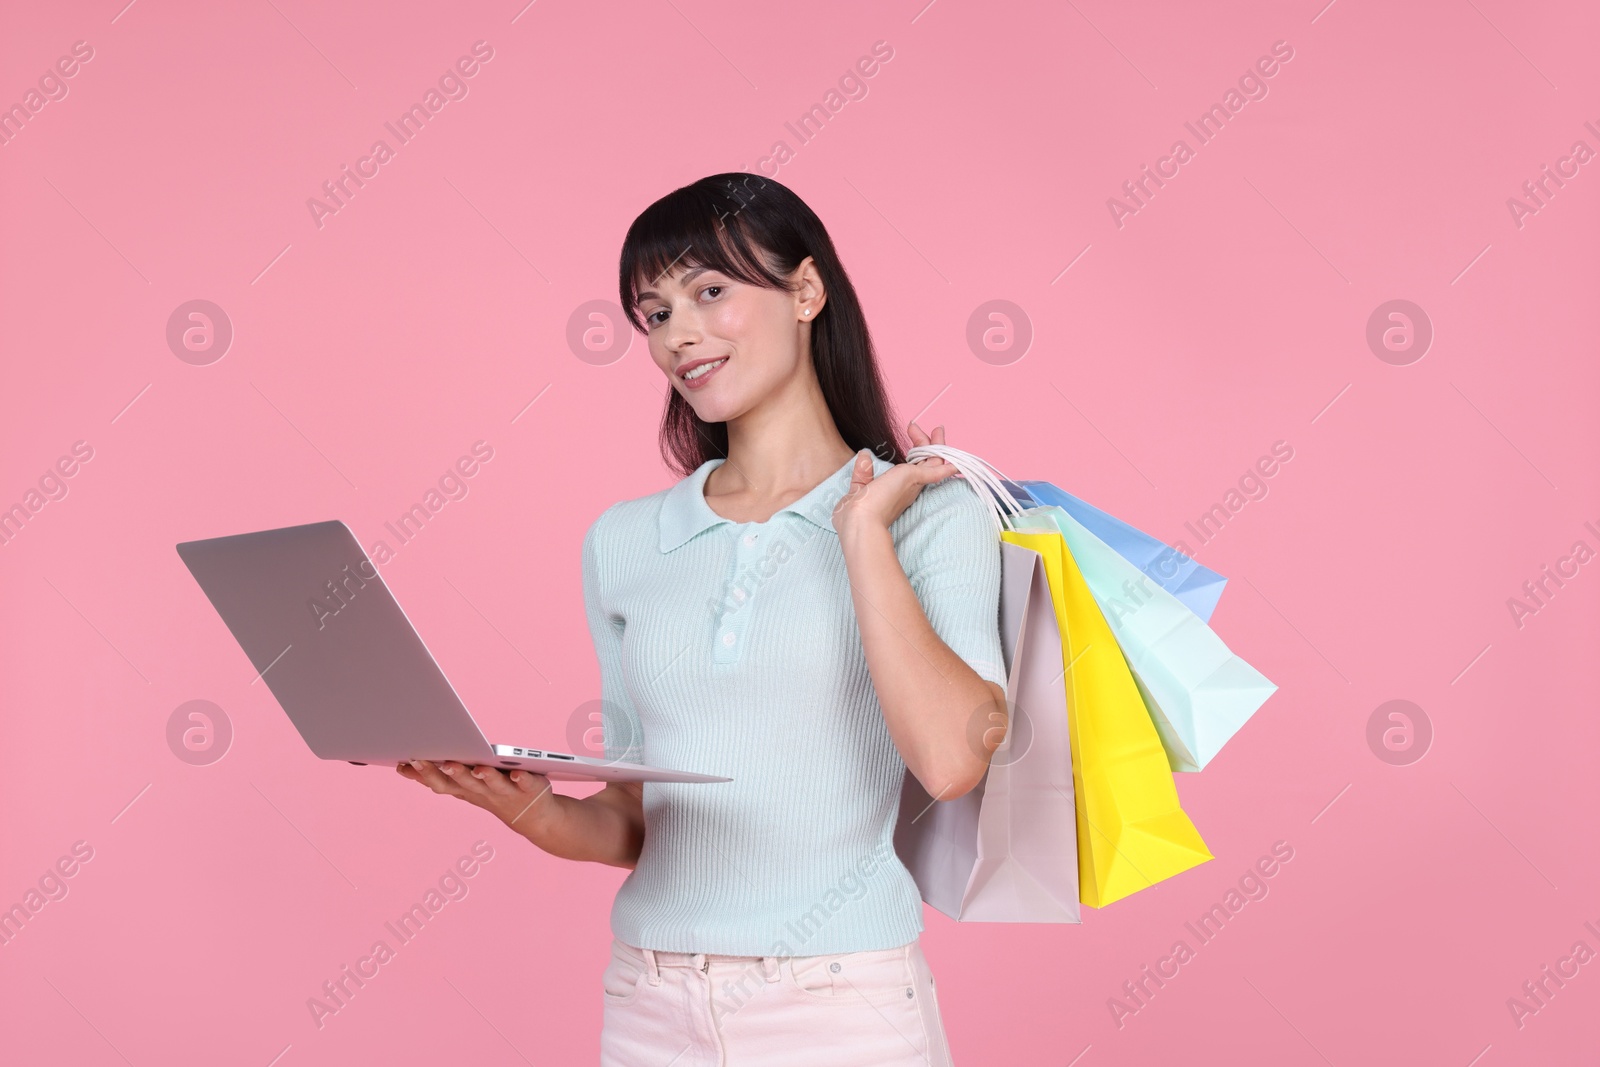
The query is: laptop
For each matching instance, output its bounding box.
[176,520,729,784]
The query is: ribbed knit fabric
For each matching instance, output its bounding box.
[581,452,1006,956]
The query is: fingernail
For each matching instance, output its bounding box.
[471,769,485,778]
[410,760,424,769]
[441,765,456,774]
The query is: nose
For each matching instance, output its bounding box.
[664,302,703,355]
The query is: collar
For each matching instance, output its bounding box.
[658,452,894,553]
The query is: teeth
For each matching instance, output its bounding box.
[683,357,727,380]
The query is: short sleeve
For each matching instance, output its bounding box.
[897,475,1007,689]
[581,507,646,765]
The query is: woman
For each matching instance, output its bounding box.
[398,173,1008,1065]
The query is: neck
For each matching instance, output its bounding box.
[711,370,855,505]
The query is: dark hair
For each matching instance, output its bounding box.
[618,173,906,478]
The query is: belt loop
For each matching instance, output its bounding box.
[642,947,663,985]
[761,955,782,983]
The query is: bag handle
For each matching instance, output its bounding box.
[905,443,1028,536]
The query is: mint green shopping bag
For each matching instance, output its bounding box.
[1028,503,1276,771]
[907,444,1277,773]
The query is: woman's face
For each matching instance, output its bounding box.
[635,258,822,425]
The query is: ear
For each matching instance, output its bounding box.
[793,256,828,318]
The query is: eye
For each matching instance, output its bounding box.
[700,285,724,301]
[644,307,668,327]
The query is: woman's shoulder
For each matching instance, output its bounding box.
[581,479,683,559]
[902,470,992,524]
[585,490,664,541]
[893,471,996,553]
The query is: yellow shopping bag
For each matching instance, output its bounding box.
[1002,529,1212,907]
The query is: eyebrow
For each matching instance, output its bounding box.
[636,265,715,303]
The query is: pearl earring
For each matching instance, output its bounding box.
[803,309,811,317]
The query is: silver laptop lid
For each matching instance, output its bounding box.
[177,520,499,765]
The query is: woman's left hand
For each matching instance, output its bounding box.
[832,421,956,539]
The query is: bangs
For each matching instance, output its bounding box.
[619,176,790,332]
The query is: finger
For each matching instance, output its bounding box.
[505,771,554,823]
[847,449,874,491]
[468,765,519,797]
[507,769,551,796]
[932,424,946,445]
[438,761,491,798]
[407,760,469,797]
[906,422,946,468]
[913,456,957,484]
[503,778,554,826]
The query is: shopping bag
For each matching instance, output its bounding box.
[1027,505,1276,772]
[1013,480,1228,624]
[894,540,1081,923]
[908,445,1213,907]
[1006,527,1213,906]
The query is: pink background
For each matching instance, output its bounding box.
[3,0,1597,1062]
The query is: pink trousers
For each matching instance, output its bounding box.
[598,936,955,1066]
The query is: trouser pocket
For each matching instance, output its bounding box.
[601,939,649,1004]
[784,944,918,1006]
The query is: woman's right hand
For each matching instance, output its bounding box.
[397,760,645,869]
[396,759,555,839]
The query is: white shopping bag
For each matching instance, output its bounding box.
[894,539,1081,923]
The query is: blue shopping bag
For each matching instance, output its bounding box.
[912,446,1273,774]
[1011,481,1227,624]
[1015,503,1276,772]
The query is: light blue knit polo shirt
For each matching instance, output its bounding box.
[580,451,1006,956]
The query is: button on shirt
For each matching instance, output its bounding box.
[580,452,1006,956]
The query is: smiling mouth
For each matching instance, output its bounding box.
[682,357,728,381]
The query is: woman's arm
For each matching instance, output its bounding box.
[833,423,1008,802]
[838,523,1007,801]
[397,761,645,869]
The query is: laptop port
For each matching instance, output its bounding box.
[545,752,575,760]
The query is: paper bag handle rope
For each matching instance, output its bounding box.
[905,443,1028,537]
